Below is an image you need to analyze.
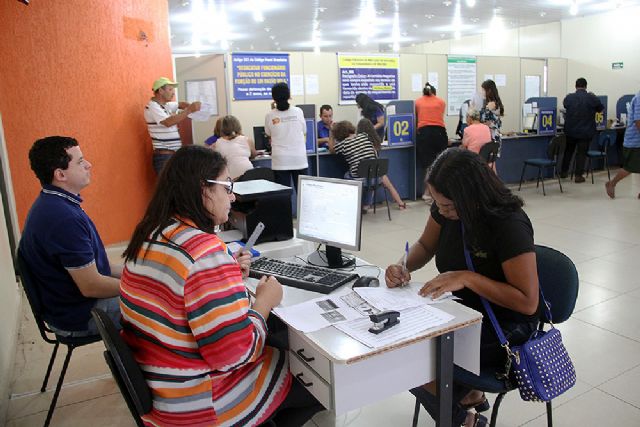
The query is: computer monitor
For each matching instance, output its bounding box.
[523,113,537,131]
[296,175,362,268]
[252,126,270,151]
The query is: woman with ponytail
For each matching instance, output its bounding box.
[264,82,308,192]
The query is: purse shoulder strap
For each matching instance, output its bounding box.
[460,223,549,348]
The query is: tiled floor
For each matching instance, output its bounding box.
[7,170,640,426]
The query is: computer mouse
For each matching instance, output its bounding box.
[352,276,380,288]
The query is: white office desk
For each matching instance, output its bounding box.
[246,247,482,427]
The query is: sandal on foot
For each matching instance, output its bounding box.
[461,395,490,413]
[398,202,407,210]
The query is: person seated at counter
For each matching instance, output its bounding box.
[213,115,256,180]
[317,104,333,149]
[329,120,406,211]
[357,118,382,152]
[204,117,223,147]
[462,109,492,154]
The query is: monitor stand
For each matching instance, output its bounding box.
[307,245,356,269]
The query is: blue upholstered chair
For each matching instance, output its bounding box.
[518,135,566,196]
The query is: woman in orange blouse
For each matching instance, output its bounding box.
[415,83,448,201]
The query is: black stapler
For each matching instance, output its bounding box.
[368,310,400,335]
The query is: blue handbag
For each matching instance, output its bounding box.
[461,228,576,402]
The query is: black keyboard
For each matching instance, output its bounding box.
[249,257,359,294]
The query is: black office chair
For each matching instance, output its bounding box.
[357,158,391,221]
[236,167,275,182]
[518,135,565,196]
[478,142,500,169]
[91,308,153,427]
[16,248,102,427]
[585,132,613,184]
[412,244,579,427]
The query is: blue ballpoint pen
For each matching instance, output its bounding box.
[402,241,409,286]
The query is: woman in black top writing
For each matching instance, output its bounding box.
[385,148,540,427]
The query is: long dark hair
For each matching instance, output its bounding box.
[356,118,381,151]
[123,146,227,263]
[355,93,383,120]
[423,82,436,96]
[427,148,523,245]
[481,79,504,115]
[272,82,290,111]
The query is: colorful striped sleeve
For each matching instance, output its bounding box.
[183,247,267,374]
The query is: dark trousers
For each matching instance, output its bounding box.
[152,152,173,175]
[273,168,308,193]
[561,136,590,177]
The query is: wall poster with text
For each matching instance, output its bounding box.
[447,56,477,116]
[338,54,399,104]
[232,53,290,100]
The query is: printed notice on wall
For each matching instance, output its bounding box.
[338,53,399,104]
[231,53,290,100]
[447,56,477,116]
[185,78,218,118]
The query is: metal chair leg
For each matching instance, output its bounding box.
[546,400,553,427]
[540,169,546,196]
[589,158,595,184]
[382,185,391,221]
[489,392,507,427]
[518,164,527,191]
[412,396,421,427]
[44,344,75,427]
[41,342,60,392]
[555,166,563,193]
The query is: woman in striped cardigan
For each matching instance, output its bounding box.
[120,146,321,426]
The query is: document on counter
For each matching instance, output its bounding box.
[354,283,458,312]
[273,292,377,333]
[334,305,455,349]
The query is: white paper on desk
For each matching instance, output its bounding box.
[273,292,372,333]
[334,305,455,349]
[354,286,457,311]
[188,102,216,121]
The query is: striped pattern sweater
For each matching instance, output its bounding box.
[334,133,377,177]
[120,219,291,426]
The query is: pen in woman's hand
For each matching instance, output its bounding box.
[402,241,409,286]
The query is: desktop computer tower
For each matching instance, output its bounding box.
[229,181,293,244]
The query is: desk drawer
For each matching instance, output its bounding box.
[289,331,331,382]
[289,351,332,410]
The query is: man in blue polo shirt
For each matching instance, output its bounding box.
[316,104,334,149]
[20,136,122,336]
[606,91,640,199]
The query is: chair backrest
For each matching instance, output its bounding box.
[547,135,566,160]
[236,167,275,182]
[357,158,389,180]
[91,308,153,418]
[534,245,579,324]
[16,246,57,344]
[478,142,499,165]
[596,132,614,154]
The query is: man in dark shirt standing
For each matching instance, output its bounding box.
[561,78,604,183]
[20,136,122,336]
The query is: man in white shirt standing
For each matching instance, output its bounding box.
[144,77,201,174]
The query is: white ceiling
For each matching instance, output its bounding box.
[168,0,639,54]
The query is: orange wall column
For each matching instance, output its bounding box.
[0,0,172,244]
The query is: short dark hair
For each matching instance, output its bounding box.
[123,146,227,263]
[575,78,587,88]
[271,82,290,111]
[427,148,523,245]
[28,136,79,186]
[331,120,356,142]
[319,105,333,116]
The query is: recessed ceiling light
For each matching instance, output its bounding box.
[269,35,275,40]
[443,1,452,7]
[274,41,279,45]
[401,31,408,37]
[425,14,435,19]
[412,23,419,28]
[318,7,326,12]
[264,27,271,32]
[376,10,385,15]
[470,17,479,23]
[352,42,358,47]
[440,33,446,38]
[180,0,189,7]
[276,47,281,51]
[539,11,547,17]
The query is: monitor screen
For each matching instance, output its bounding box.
[253,126,269,151]
[523,114,537,130]
[296,176,362,253]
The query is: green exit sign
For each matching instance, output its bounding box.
[612,62,624,70]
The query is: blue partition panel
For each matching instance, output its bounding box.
[616,94,634,120]
[496,135,555,184]
[379,146,414,200]
[596,95,608,130]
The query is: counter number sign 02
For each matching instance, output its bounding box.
[387,114,414,145]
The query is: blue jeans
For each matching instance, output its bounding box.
[152,152,173,175]
[49,296,122,337]
[344,171,381,206]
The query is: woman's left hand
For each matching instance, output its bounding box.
[419,271,469,299]
[234,250,252,278]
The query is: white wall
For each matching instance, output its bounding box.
[561,6,640,113]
